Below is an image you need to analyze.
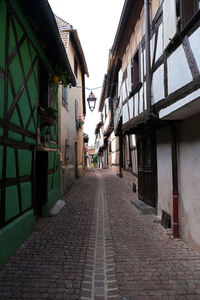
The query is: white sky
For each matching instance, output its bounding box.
[48,0,125,145]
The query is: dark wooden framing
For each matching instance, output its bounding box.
[0,2,58,229]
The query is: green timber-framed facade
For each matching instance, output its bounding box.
[0,0,76,266]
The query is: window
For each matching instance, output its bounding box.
[62,86,68,108]
[131,50,140,91]
[179,0,199,29]
[130,135,138,175]
[74,57,78,78]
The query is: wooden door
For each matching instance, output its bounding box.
[137,130,156,207]
[34,151,48,216]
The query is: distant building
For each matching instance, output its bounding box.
[55,15,89,194]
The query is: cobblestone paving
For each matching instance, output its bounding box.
[0,169,200,300]
[103,170,200,300]
[0,170,97,299]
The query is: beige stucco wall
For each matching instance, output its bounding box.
[151,0,163,20]
[177,114,200,252]
[156,126,173,218]
[58,37,85,194]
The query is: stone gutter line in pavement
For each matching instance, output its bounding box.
[81,172,119,300]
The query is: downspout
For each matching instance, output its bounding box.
[171,123,179,238]
[144,0,151,116]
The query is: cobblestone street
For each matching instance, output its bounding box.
[0,169,200,299]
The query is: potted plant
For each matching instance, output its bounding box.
[76,115,84,130]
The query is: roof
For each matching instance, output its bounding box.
[104,0,143,98]
[55,15,89,77]
[98,74,107,112]
[18,0,76,86]
[55,15,71,50]
[112,0,143,59]
[95,122,103,134]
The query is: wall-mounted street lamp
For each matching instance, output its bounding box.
[87,91,97,112]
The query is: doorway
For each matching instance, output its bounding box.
[34,151,48,216]
[137,129,157,207]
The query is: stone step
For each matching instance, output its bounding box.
[131,198,156,215]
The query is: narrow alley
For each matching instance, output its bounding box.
[0,169,200,300]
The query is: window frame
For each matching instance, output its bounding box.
[179,0,199,30]
[131,49,141,92]
[62,85,68,108]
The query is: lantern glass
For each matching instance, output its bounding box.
[87,92,97,112]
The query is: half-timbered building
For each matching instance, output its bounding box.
[98,72,122,175]
[0,0,76,265]
[95,121,105,169]
[106,0,200,251]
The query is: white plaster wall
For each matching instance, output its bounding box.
[134,93,139,117]
[156,127,173,218]
[163,0,177,49]
[122,81,127,102]
[159,88,200,119]
[178,114,200,251]
[127,61,132,93]
[155,23,163,62]
[143,49,146,76]
[118,69,123,97]
[122,103,129,124]
[189,26,200,73]
[167,45,193,95]
[150,33,155,66]
[152,64,165,104]
[144,82,147,110]
[129,97,133,119]
[140,50,144,82]
[139,90,143,113]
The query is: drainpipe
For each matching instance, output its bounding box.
[171,123,179,238]
[144,0,151,115]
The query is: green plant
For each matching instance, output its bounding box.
[92,154,98,163]
[77,115,84,129]
[49,66,71,88]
